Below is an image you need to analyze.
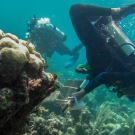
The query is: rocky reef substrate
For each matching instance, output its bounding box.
[0,30,58,135]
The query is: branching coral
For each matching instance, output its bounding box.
[91,102,113,135]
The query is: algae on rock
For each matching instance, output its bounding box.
[0,29,58,135]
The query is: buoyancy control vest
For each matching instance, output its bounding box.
[27,18,67,42]
[35,18,67,42]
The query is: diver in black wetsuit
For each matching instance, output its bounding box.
[68,3,135,102]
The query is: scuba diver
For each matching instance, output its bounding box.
[66,3,135,104]
[26,16,83,68]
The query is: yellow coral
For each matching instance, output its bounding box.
[19,39,45,66]
[0,31,45,71]
[0,37,29,64]
[29,54,44,70]
[3,33,19,43]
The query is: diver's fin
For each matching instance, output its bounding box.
[64,53,79,68]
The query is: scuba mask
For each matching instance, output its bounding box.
[26,15,39,39]
[27,15,39,31]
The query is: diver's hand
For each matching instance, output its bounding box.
[75,67,90,74]
[68,90,87,102]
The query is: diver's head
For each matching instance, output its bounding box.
[26,16,51,39]
[27,15,39,30]
[26,15,39,39]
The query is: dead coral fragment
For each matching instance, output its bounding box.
[26,78,42,91]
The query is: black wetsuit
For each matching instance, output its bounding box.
[69,4,135,95]
[28,22,83,58]
[30,27,74,57]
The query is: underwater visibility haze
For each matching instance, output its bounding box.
[0,0,135,135]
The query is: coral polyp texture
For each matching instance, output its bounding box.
[0,29,58,135]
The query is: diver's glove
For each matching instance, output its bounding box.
[75,64,90,74]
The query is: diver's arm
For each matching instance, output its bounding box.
[69,72,109,101]
[69,73,106,101]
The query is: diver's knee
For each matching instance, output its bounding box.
[69,4,82,15]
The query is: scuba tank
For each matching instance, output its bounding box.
[45,23,67,42]
[36,18,67,42]
[27,17,67,42]
[94,16,135,69]
[103,21,134,58]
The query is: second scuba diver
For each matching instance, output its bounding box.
[26,16,83,68]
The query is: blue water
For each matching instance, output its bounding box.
[0,0,135,88]
[1,0,135,56]
[1,1,135,134]
[0,0,135,83]
[1,0,135,83]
